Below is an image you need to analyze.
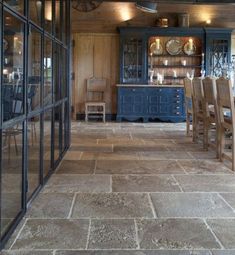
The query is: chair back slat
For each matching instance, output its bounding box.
[184,78,193,99]
[216,77,235,125]
[87,77,107,92]
[192,78,204,113]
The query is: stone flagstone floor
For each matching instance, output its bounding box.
[2,121,235,255]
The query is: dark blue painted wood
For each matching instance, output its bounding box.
[117,86,186,123]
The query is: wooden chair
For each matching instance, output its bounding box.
[183,78,194,136]
[202,77,220,157]
[216,77,235,170]
[85,77,107,122]
[192,77,205,144]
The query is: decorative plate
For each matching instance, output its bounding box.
[166,39,182,55]
[150,42,163,55]
[183,41,196,55]
[3,38,8,51]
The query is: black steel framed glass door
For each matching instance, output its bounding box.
[0,0,71,249]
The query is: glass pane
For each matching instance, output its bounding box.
[54,105,61,162]
[27,116,41,199]
[1,123,23,236]
[44,38,52,106]
[62,0,67,44]
[2,12,24,122]
[28,27,41,112]
[61,47,67,99]
[54,43,60,101]
[44,0,52,33]
[29,0,42,26]
[4,0,24,14]
[43,110,52,178]
[55,0,61,39]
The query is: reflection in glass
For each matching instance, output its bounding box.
[4,0,24,14]
[2,12,24,122]
[61,47,67,99]
[55,0,61,39]
[54,105,61,162]
[43,110,52,178]
[28,117,41,199]
[1,123,23,236]
[62,0,67,44]
[28,27,41,112]
[54,43,60,102]
[44,38,52,106]
[44,0,52,33]
[29,0,42,26]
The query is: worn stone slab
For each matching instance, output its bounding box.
[113,145,169,152]
[139,152,194,160]
[72,193,153,219]
[189,152,217,160]
[56,160,95,174]
[137,219,220,249]
[88,219,137,249]
[175,175,235,192]
[12,219,89,249]
[151,193,235,218]
[26,193,74,218]
[220,193,235,210]
[112,175,181,192]
[1,251,53,255]
[96,160,183,175]
[42,175,111,193]
[70,144,113,152]
[55,250,211,255]
[178,160,232,174]
[81,152,140,160]
[207,219,235,249]
[211,251,235,255]
[63,151,82,160]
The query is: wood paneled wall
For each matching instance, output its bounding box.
[72,33,119,119]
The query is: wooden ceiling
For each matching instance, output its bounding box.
[71,1,235,33]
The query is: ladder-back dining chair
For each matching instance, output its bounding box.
[192,77,205,144]
[202,77,220,157]
[216,77,235,170]
[85,77,107,122]
[183,78,194,137]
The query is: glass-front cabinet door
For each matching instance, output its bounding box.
[121,37,144,84]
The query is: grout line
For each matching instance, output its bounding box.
[85,219,91,250]
[176,160,188,174]
[53,250,56,255]
[203,218,225,249]
[9,218,28,249]
[134,219,140,249]
[67,193,77,219]
[147,193,158,218]
[217,193,235,213]
[96,139,98,145]
[129,132,133,140]
[79,152,83,160]
[112,144,114,152]
[171,175,184,192]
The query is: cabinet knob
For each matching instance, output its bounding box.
[175,95,180,98]
[132,89,136,92]
[175,106,180,109]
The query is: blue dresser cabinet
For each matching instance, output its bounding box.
[117,85,185,123]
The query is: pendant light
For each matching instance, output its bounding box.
[136,1,158,13]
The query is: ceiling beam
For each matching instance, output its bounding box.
[102,0,235,4]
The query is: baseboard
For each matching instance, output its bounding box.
[76,114,117,121]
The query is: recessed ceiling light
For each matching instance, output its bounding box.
[206,19,211,24]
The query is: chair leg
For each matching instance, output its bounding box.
[232,133,235,171]
[219,127,225,162]
[85,105,88,122]
[186,112,190,136]
[103,106,105,123]
[203,121,209,150]
[215,124,220,159]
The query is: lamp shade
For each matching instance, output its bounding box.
[136,1,158,13]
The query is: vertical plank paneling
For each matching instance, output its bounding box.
[72,33,119,119]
